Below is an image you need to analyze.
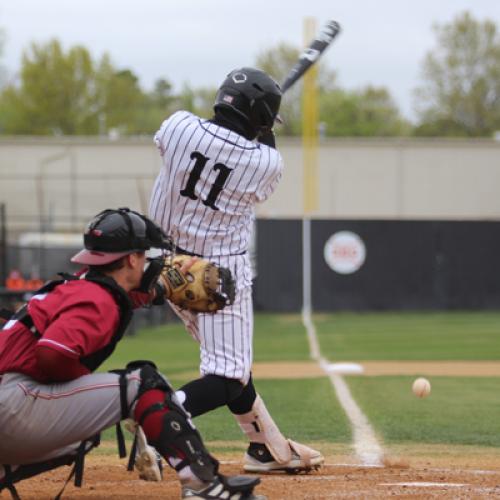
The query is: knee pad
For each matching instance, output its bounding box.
[131,360,173,398]
[228,376,257,414]
[207,374,244,402]
[113,360,173,420]
[224,376,245,401]
[176,375,244,417]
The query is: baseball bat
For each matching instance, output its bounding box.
[281,20,341,94]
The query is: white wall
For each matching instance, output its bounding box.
[1,136,499,235]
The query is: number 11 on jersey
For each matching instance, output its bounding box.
[180,151,232,211]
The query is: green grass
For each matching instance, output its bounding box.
[314,312,500,360]
[253,314,310,362]
[97,312,500,450]
[347,376,500,447]
[101,322,197,375]
[101,377,351,445]
[171,377,351,444]
[101,313,310,375]
[101,312,500,375]
[100,314,347,445]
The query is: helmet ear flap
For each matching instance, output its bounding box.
[251,99,276,132]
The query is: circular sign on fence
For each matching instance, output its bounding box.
[324,231,366,274]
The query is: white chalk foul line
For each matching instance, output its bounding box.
[301,308,383,466]
[325,366,384,466]
[380,482,467,488]
[302,308,321,361]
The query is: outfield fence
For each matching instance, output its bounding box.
[1,216,500,312]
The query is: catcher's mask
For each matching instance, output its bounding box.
[214,67,282,138]
[71,208,171,266]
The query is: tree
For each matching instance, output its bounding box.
[95,54,145,135]
[256,43,306,135]
[256,42,338,135]
[0,39,145,135]
[1,40,100,134]
[320,86,409,137]
[255,42,406,136]
[150,78,174,110]
[190,86,217,119]
[177,83,196,113]
[134,78,177,134]
[414,11,500,137]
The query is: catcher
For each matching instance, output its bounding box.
[0,208,262,500]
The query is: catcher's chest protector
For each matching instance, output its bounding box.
[18,272,134,372]
[78,272,134,371]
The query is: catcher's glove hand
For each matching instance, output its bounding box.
[159,255,235,313]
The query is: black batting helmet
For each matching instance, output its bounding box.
[71,208,170,265]
[214,67,282,135]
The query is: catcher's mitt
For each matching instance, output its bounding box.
[159,255,235,313]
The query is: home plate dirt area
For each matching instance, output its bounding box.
[10,450,500,499]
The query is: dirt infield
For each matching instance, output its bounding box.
[359,361,500,377]
[241,361,500,379]
[10,447,500,499]
[176,361,500,381]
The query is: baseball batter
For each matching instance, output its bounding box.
[150,67,324,472]
[0,208,263,500]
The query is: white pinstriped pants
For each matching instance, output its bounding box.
[171,254,254,384]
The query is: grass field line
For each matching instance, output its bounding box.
[302,309,321,360]
[302,309,384,466]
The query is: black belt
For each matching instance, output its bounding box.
[174,246,203,257]
[175,245,246,258]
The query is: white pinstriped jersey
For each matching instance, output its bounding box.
[149,110,283,382]
[149,111,283,258]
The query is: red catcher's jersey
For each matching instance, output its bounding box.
[0,280,120,382]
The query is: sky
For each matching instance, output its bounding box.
[1,0,499,122]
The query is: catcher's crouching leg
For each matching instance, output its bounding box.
[234,394,324,474]
[128,361,265,499]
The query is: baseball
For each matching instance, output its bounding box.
[412,377,431,398]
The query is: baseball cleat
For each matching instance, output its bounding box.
[135,444,163,482]
[244,440,324,474]
[124,419,163,482]
[182,474,266,499]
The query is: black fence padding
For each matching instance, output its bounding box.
[312,220,437,310]
[436,221,500,309]
[4,219,500,312]
[255,219,500,312]
[253,219,302,312]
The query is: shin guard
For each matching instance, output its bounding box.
[233,394,292,464]
[153,394,218,482]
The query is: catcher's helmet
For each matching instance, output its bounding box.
[214,67,282,135]
[71,208,170,265]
